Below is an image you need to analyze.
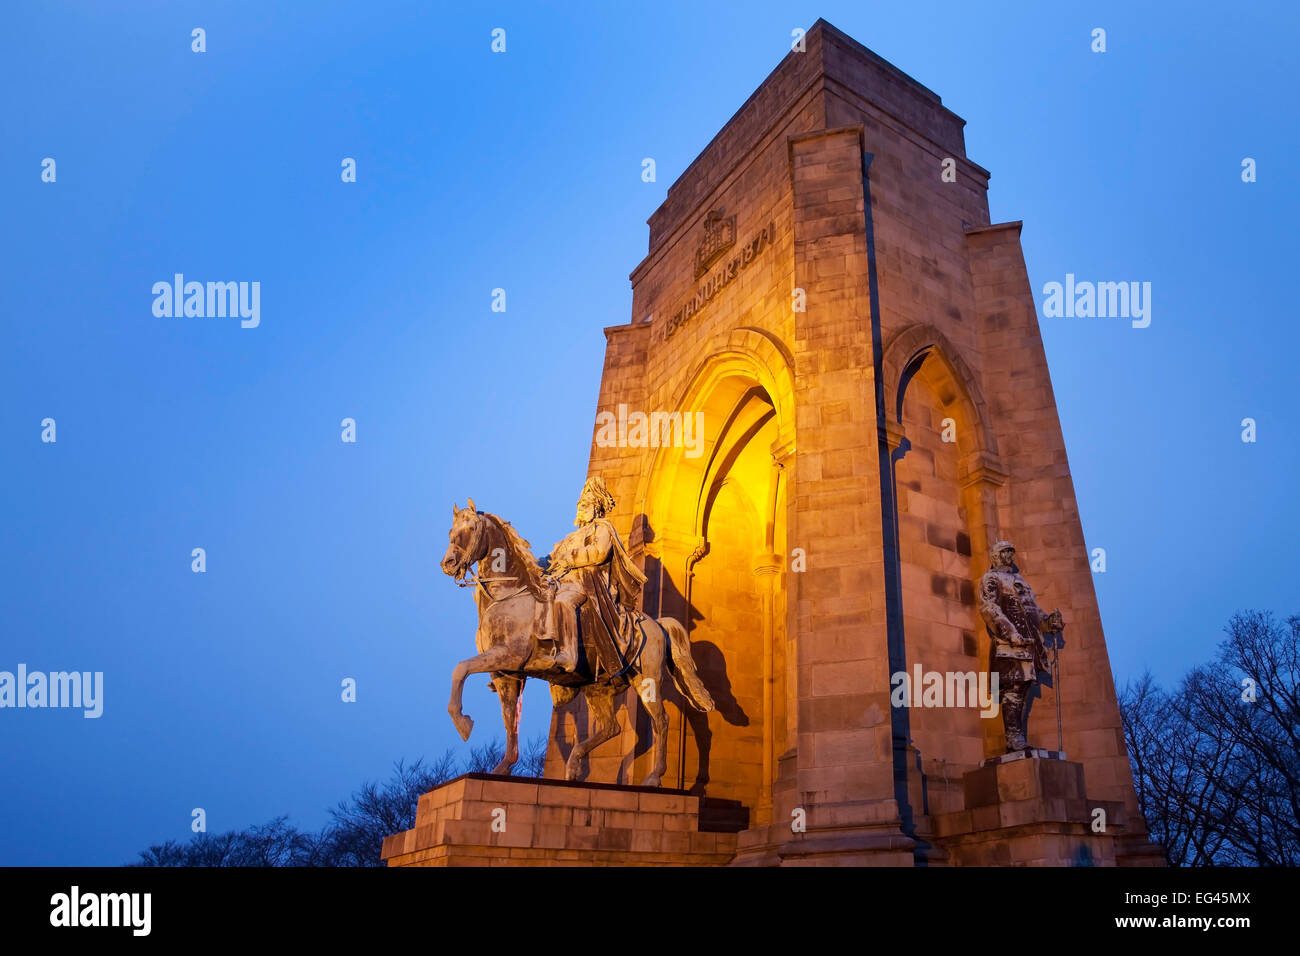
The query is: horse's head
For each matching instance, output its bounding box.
[441,498,488,582]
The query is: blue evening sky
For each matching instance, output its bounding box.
[2,1,1296,864]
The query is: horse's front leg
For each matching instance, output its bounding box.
[491,675,523,775]
[448,645,523,742]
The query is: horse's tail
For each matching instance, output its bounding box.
[659,617,714,712]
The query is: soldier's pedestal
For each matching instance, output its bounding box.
[931,755,1126,866]
[381,773,746,867]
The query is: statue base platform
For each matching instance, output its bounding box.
[931,755,1127,866]
[381,773,746,867]
[981,747,1066,767]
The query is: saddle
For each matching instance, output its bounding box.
[550,568,649,690]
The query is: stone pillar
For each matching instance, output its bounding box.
[752,551,782,825]
[780,126,913,865]
[771,437,796,753]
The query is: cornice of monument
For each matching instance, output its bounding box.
[653,18,964,213]
[603,320,653,341]
[964,220,1023,239]
[820,75,992,181]
[630,19,988,287]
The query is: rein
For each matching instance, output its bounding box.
[457,570,532,606]
[450,515,541,607]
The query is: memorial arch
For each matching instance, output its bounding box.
[395,21,1165,868]
[884,325,1009,816]
[634,335,794,823]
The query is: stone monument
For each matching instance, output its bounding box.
[383,18,1163,867]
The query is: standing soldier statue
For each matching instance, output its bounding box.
[978,541,1064,753]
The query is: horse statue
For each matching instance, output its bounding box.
[439,498,714,786]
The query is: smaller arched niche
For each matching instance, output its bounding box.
[885,327,1004,815]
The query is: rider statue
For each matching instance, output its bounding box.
[539,476,646,675]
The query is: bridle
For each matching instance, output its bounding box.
[448,512,536,607]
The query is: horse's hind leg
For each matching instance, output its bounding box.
[492,675,522,775]
[565,683,620,782]
[631,625,670,787]
[634,674,669,787]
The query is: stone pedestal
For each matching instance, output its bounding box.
[931,756,1127,866]
[981,748,1067,767]
[381,774,746,867]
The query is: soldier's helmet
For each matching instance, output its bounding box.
[991,541,1019,572]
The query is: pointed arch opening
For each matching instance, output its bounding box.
[633,342,792,822]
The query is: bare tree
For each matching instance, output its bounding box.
[464,739,506,773]
[517,734,549,778]
[129,743,529,867]
[133,816,313,867]
[1120,610,1299,866]
[130,753,462,867]
[1191,612,1300,864]
[1120,672,1184,862]
[462,734,547,777]
[319,752,461,866]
